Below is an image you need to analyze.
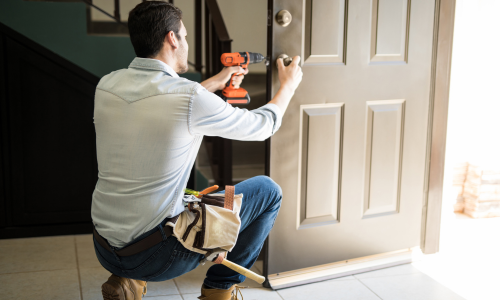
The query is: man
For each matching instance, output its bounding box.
[92,1,302,300]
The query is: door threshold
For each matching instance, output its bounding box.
[267,247,422,290]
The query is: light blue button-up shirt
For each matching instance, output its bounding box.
[91,58,282,247]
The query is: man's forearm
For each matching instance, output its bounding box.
[269,85,295,114]
[200,77,223,93]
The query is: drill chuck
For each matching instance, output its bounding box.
[247,52,265,64]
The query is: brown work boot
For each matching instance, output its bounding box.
[101,274,147,300]
[198,284,246,300]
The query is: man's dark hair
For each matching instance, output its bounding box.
[128,1,182,58]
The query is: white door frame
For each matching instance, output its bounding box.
[421,0,456,255]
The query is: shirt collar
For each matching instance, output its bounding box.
[128,57,179,78]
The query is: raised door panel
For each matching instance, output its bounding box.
[363,100,405,218]
[370,0,411,63]
[298,104,344,229]
[304,0,348,65]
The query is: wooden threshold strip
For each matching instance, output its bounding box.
[268,247,422,290]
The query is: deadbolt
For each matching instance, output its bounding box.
[277,54,293,67]
[276,10,292,27]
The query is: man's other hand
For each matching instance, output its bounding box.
[200,66,249,93]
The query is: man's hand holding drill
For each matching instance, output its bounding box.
[201,66,248,93]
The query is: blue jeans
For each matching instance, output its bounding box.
[93,175,282,289]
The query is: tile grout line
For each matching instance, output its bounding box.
[276,289,287,300]
[355,277,384,300]
[172,278,185,299]
[74,236,84,300]
[0,268,79,276]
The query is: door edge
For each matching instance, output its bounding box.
[267,248,422,290]
[421,0,456,254]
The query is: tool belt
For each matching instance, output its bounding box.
[169,185,243,259]
[93,186,242,259]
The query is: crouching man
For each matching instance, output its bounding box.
[91,1,302,299]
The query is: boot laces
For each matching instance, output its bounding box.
[231,285,248,300]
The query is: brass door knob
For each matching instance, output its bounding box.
[276,10,292,27]
[277,54,293,67]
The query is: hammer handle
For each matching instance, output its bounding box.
[221,259,265,284]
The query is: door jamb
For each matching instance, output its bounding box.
[421,0,456,254]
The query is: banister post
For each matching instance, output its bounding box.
[113,0,120,21]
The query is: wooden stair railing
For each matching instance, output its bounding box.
[199,0,234,187]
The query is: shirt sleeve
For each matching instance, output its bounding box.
[189,85,282,141]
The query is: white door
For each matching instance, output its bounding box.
[267,0,438,288]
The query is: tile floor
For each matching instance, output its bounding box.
[0,233,469,300]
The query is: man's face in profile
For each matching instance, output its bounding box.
[175,21,189,74]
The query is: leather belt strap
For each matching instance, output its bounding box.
[93,223,174,257]
[224,185,235,211]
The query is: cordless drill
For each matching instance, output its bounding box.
[220,52,265,104]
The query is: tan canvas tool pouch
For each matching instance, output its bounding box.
[168,186,242,256]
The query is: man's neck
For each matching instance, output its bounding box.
[151,52,178,73]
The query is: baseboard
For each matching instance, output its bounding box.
[0,222,93,239]
[267,247,423,290]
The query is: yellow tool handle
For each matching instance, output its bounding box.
[221,259,265,284]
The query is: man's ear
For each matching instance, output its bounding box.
[165,31,178,50]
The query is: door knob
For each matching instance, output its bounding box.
[277,54,293,67]
[276,10,292,27]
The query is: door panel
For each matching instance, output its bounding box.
[268,0,436,276]
[370,0,411,62]
[298,104,343,229]
[304,0,348,64]
[363,100,405,218]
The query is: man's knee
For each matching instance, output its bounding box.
[255,175,282,205]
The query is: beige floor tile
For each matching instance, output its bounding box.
[76,234,102,269]
[146,296,182,300]
[354,263,422,279]
[174,262,264,294]
[146,280,179,297]
[278,278,380,300]
[79,267,111,300]
[0,269,81,300]
[173,263,210,294]
[0,235,77,274]
[182,287,282,300]
[358,273,466,300]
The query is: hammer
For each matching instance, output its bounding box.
[205,252,265,284]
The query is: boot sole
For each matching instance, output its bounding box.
[102,280,125,300]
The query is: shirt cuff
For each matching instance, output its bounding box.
[255,103,283,135]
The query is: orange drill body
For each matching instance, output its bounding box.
[220,52,265,104]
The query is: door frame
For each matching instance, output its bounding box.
[420,0,456,255]
[263,0,456,285]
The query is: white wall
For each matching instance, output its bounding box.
[91,0,268,73]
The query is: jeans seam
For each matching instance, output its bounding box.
[124,240,171,273]
[143,249,180,281]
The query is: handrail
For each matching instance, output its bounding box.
[198,0,233,186]
[205,0,232,42]
[81,0,124,24]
